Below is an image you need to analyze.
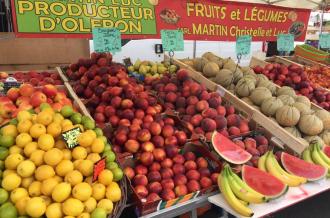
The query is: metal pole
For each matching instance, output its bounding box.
[193,40,196,58]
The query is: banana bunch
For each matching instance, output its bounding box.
[218,165,266,217]
[258,152,307,187]
[303,142,330,177]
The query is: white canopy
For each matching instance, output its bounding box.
[226,0,329,10]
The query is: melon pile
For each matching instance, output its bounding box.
[184,52,330,147]
[0,105,123,218]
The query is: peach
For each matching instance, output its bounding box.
[164,83,178,92]
[175,184,188,197]
[172,163,185,175]
[228,126,241,136]
[133,175,148,186]
[187,180,201,192]
[186,105,196,115]
[186,170,200,180]
[176,69,189,81]
[165,136,178,147]
[149,162,161,172]
[226,105,235,115]
[175,131,187,146]
[147,171,161,183]
[19,84,34,97]
[124,139,140,153]
[199,90,210,100]
[54,92,66,102]
[190,114,203,127]
[189,83,202,96]
[214,115,227,130]
[199,168,211,177]
[194,127,204,135]
[208,97,221,109]
[186,96,199,105]
[160,168,174,179]
[135,98,149,110]
[146,193,161,202]
[165,145,179,158]
[137,129,151,142]
[246,148,260,156]
[127,131,137,141]
[141,142,155,152]
[201,118,217,132]
[216,105,226,116]
[161,189,176,201]
[42,84,57,98]
[146,106,157,116]
[257,144,269,155]
[195,100,209,112]
[244,138,257,149]
[7,88,20,101]
[130,124,141,132]
[111,96,122,108]
[202,108,217,119]
[166,92,177,103]
[124,167,135,180]
[149,122,162,136]
[30,91,47,107]
[121,99,133,109]
[255,135,268,146]
[164,118,175,126]
[200,177,213,189]
[184,152,196,161]
[227,114,241,127]
[153,148,166,161]
[196,157,208,168]
[94,113,105,123]
[239,122,250,133]
[174,174,188,186]
[162,125,174,138]
[135,109,145,119]
[184,160,197,171]
[173,154,185,164]
[211,173,219,184]
[234,140,245,149]
[109,115,120,127]
[135,185,149,198]
[118,119,131,127]
[143,115,154,123]
[176,97,186,108]
[152,135,165,148]
[148,182,162,194]
[161,158,174,168]
[140,151,154,166]
[135,165,148,175]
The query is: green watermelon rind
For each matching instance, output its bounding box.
[242,165,288,200]
[281,152,328,182]
[211,131,252,165]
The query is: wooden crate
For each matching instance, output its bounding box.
[284,55,329,68]
[168,55,307,154]
[56,67,69,82]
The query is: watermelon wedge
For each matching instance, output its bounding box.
[281,152,327,181]
[211,131,252,164]
[242,165,288,199]
[323,146,330,158]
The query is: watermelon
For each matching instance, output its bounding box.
[281,152,327,181]
[242,165,288,199]
[323,146,330,158]
[211,131,252,164]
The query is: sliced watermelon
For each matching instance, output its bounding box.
[323,146,330,158]
[281,152,327,181]
[211,131,252,164]
[242,165,288,199]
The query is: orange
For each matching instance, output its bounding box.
[72,147,87,160]
[38,134,55,151]
[36,111,53,126]
[91,138,105,153]
[16,133,32,148]
[17,119,32,133]
[47,123,62,138]
[77,132,93,147]
[29,123,46,138]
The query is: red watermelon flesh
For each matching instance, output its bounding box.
[211,131,252,164]
[323,146,330,158]
[242,165,288,199]
[281,152,327,181]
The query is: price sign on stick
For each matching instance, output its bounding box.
[319,34,330,49]
[62,127,81,149]
[92,28,121,53]
[277,34,294,52]
[161,30,184,51]
[236,35,251,56]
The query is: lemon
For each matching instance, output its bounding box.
[17,111,31,122]
[23,142,38,157]
[52,182,71,202]
[55,160,74,177]
[78,212,91,218]
[83,197,97,213]
[38,134,55,151]
[77,159,94,177]
[16,133,32,148]
[61,119,73,129]
[97,199,114,214]
[15,196,29,216]
[17,119,32,133]
[21,176,34,189]
[92,183,106,201]
[77,132,94,147]
[1,124,18,137]
[29,149,45,166]
[31,114,37,123]
[2,169,15,177]
[29,123,46,138]
[17,160,36,177]
[63,198,84,216]
[2,173,21,191]
[87,153,101,163]
[35,165,55,181]
[37,111,53,126]
[86,130,97,140]
[55,139,67,149]
[46,202,63,218]
[53,113,64,122]
[106,182,121,202]
[64,170,83,186]
[10,187,28,203]
[28,181,42,197]
[98,169,113,186]
[62,149,72,160]
[47,122,62,138]
[5,153,24,170]
[73,159,83,169]
[72,182,92,201]
[26,197,46,217]
[86,146,92,154]
[9,145,22,155]
[72,146,88,160]
[44,148,63,166]
[41,177,59,196]
[91,138,105,153]
[41,195,52,206]
[62,124,75,132]
[54,175,63,183]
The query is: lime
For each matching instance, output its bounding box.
[91,208,107,218]
[103,145,111,152]
[98,136,107,144]
[112,168,123,182]
[28,109,36,114]
[106,162,118,171]
[0,135,14,148]
[9,119,18,125]
[94,128,103,137]
[61,105,74,118]
[40,103,51,111]
[84,119,95,130]
[103,151,116,163]
[0,188,8,204]
[0,147,9,160]
[81,115,90,125]
[70,113,82,124]
[0,202,17,218]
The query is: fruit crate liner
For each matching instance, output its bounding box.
[118,143,222,216]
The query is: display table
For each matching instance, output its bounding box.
[208,180,330,218]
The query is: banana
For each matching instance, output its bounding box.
[311,144,330,169]
[227,169,265,203]
[258,152,268,171]
[239,199,249,206]
[219,166,254,217]
[302,148,313,163]
[315,144,330,165]
[265,152,302,187]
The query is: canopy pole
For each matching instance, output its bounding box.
[318,3,325,49]
[193,40,196,58]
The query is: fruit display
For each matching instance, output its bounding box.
[305,65,330,90]
[0,84,73,126]
[253,63,330,110]
[0,71,63,86]
[124,145,220,206]
[0,105,123,218]
[127,59,178,78]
